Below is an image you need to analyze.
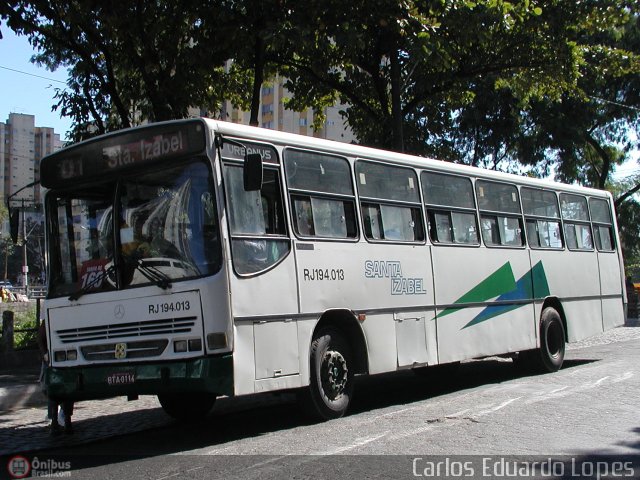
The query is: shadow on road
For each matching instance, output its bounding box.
[30,356,601,465]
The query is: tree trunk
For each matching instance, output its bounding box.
[585,134,613,190]
[250,33,265,127]
[390,49,404,152]
[615,182,640,209]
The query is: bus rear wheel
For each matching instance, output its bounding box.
[300,327,354,421]
[158,392,217,422]
[518,307,565,373]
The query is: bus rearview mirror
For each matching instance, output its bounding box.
[244,153,263,191]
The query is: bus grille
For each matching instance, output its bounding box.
[56,316,197,344]
[81,339,169,360]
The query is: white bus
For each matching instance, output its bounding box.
[39,119,626,421]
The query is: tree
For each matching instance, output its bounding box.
[1,1,234,140]
[438,3,638,178]
[204,0,297,127]
[276,0,593,153]
[436,4,640,260]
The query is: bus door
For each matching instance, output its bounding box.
[220,141,299,392]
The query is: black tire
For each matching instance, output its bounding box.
[158,392,217,422]
[518,307,565,373]
[299,327,355,420]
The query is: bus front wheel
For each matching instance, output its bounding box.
[300,327,355,421]
[158,392,217,421]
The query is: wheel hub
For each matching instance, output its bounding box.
[322,350,348,399]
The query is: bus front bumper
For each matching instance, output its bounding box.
[45,355,233,402]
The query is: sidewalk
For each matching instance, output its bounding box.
[0,365,173,455]
[0,392,171,455]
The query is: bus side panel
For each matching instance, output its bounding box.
[394,310,438,368]
[233,321,256,395]
[234,318,305,396]
[598,251,625,331]
[294,241,435,375]
[361,313,400,374]
[531,250,602,342]
[295,242,433,311]
[229,252,300,396]
[528,249,563,348]
[432,247,536,364]
[228,253,299,318]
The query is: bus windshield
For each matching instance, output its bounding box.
[47,159,221,297]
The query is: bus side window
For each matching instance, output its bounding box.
[475,180,524,248]
[589,197,615,252]
[521,188,563,250]
[285,149,357,240]
[223,164,290,275]
[422,172,479,245]
[356,161,424,243]
[560,193,593,251]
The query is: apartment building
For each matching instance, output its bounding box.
[218,75,356,144]
[0,113,62,204]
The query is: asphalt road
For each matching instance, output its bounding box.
[21,323,640,479]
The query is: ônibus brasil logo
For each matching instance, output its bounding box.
[7,455,30,479]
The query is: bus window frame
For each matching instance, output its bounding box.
[475,179,526,249]
[589,197,616,253]
[284,147,359,243]
[421,170,480,247]
[560,193,594,252]
[521,187,564,251]
[220,146,292,277]
[356,159,425,245]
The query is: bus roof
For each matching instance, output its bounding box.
[45,117,613,200]
[207,119,613,200]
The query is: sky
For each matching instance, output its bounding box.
[0,28,72,140]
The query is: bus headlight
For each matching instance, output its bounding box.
[173,340,188,353]
[188,339,202,351]
[54,349,78,362]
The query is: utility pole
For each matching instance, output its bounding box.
[21,199,28,295]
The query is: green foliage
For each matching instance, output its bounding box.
[608,174,640,266]
[2,1,639,271]
[13,307,38,350]
[2,0,637,155]
[1,0,235,140]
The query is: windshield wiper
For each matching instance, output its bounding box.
[68,264,116,301]
[134,259,172,290]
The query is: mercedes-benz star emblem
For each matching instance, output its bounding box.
[114,304,125,319]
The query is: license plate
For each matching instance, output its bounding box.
[106,371,136,386]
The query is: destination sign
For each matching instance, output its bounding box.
[40,120,207,188]
[102,131,187,169]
